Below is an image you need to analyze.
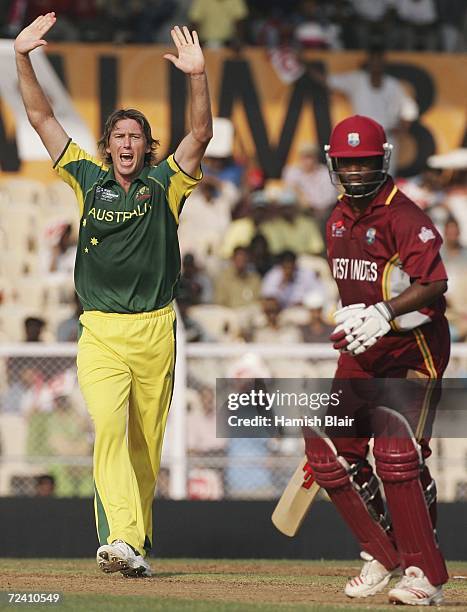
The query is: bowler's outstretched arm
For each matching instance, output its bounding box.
[15,12,69,163]
[164,26,213,176]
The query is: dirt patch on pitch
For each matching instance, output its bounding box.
[1,560,466,608]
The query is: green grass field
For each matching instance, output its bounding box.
[0,559,466,611]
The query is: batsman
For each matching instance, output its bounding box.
[307,115,450,605]
[15,13,212,576]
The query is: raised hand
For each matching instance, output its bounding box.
[164,26,205,76]
[14,12,56,55]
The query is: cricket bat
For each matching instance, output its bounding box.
[271,455,321,537]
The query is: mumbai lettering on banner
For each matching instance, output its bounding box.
[0,45,465,181]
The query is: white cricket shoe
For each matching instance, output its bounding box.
[96,540,152,577]
[345,551,400,598]
[388,566,444,606]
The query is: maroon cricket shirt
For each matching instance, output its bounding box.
[326,177,450,377]
[326,177,448,327]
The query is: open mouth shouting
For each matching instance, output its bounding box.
[106,117,151,181]
[119,152,134,167]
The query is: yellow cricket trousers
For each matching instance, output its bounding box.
[77,304,176,557]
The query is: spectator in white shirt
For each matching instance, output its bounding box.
[178,174,238,260]
[261,250,324,308]
[282,142,337,220]
[316,45,419,176]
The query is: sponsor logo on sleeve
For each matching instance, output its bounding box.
[418,226,435,243]
[331,220,346,238]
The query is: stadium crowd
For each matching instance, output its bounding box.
[1,0,466,51]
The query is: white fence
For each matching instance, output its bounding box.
[0,340,466,500]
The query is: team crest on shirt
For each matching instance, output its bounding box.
[347,132,360,147]
[136,186,151,202]
[365,227,376,244]
[418,226,435,243]
[331,220,346,237]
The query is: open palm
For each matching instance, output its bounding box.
[14,12,56,55]
[164,26,205,75]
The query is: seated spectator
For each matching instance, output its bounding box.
[392,0,439,51]
[282,142,337,220]
[42,222,77,275]
[189,0,249,48]
[225,433,274,498]
[439,217,467,341]
[203,154,245,190]
[261,250,324,308]
[131,0,177,43]
[187,386,225,454]
[224,354,275,498]
[346,0,393,49]
[437,0,466,52]
[1,365,42,415]
[178,253,213,306]
[44,379,93,496]
[250,2,299,48]
[251,297,301,343]
[71,0,106,42]
[101,0,140,43]
[293,0,342,49]
[220,190,270,258]
[440,217,467,267]
[444,167,467,246]
[215,246,261,309]
[202,118,245,188]
[35,474,55,497]
[24,316,46,342]
[179,174,238,260]
[299,291,334,342]
[248,233,274,278]
[56,293,83,342]
[177,296,213,342]
[260,189,324,256]
[396,166,445,212]
[153,0,192,44]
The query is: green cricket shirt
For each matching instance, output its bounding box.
[54,140,202,313]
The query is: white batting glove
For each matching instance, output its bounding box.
[346,302,393,355]
[330,303,366,351]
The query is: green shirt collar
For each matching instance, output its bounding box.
[100,164,152,188]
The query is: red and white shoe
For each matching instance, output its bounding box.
[388,566,444,606]
[345,551,400,598]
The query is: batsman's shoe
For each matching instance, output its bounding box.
[97,540,152,577]
[388,566,444,606]
[345,551,400,598]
